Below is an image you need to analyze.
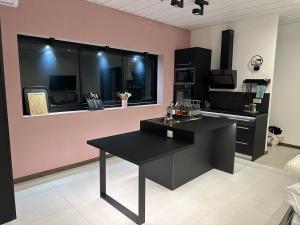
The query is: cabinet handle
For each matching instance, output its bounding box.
[202,114,221,118]
[236,141,249,146]
[177,63,192,66]
[237,126,250,130]
[229,117,251,122]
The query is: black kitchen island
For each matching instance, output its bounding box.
[87,116,236,225]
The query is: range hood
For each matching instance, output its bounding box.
[209,30,237,89]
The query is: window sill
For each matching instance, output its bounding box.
[22,103,162,118]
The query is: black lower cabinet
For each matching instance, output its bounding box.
[235,115,268,161]
[0,22,16,224]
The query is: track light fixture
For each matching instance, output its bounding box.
[193,0,209,16]
[166,0,209,16]
[171,0,184,8]
[192,8,203,16]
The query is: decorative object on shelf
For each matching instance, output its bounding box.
[27,93,48,115]
[23,86,49,116]
[167,0,209,15]
[242,79,271,112]
[118,92,132,108]
[85,92,104,111]
[248,55,264,72]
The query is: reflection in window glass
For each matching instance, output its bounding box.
[18,40,81,113]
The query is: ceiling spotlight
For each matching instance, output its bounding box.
[171,0,184,8]
[193,0,209,16]
[192,8,203,16]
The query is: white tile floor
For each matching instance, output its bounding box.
[256,145,300,170]
[5,157,296,225]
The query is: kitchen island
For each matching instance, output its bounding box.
[140,116,236,190]
[87,116,236,225]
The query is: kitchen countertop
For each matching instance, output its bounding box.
[146,116,236,134]
[88,131,193,165]
[88,117,236,165]
[201,109,268,118]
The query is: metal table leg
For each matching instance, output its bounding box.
[99,150,146,225]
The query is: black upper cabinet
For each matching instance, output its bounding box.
[175,47,212,101]
[175,47,211,68]
[0,23,16,224]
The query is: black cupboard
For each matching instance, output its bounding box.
[0,22,16,224]
[174,47,211,102]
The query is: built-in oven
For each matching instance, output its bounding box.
[174,67,195,85]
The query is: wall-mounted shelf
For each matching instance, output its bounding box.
[243,79,271,86]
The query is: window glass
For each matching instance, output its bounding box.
[123,55,157,103]
[18,35,158,114]
[18,40,81,113]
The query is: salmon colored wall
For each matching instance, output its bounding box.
[0,0,190,178]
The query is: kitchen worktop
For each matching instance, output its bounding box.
[145,116,236,134]
[88,131,193,165]
[202,108,268,118]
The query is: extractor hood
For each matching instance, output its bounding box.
[209,30,237,89]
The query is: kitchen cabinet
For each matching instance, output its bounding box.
[230,115,268,161]
[202,111,268,161]
[0,22,16,224]
[174,47,211,101]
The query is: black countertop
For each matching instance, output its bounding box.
[88,117,236,165]
[88,131,193,165]
[201,108,268,118]
[147,116,235,134]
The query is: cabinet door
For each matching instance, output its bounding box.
[175,48,196,67]
[0,22,16,224]
[235,123,255,156]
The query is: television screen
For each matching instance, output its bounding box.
[49,75,76,91]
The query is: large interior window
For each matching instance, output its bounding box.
[18,35,158,114]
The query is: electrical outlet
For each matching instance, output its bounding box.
[167,130,173,138]
[253,98,262,104]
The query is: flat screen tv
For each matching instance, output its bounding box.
[49,75,76,91]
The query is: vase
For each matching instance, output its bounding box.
[122,100,128,108]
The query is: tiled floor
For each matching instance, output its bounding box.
[256,145,300,170]
[5,157,296,225]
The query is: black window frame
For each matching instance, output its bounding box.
[17,35,158,115]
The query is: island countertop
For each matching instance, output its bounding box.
[143,116,236,134]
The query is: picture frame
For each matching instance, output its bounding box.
[23,86,49,116]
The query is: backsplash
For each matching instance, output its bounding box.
[208,91,270,113]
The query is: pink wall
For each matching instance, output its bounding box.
[0,0,190,178]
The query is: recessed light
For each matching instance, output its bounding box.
[97,52,102,56]
[45,45,50,49]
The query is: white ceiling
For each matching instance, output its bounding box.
[87,0,300,30]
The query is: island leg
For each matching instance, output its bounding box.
[99,149,146,225]
[138,165,145,224]
[100,149,106,196]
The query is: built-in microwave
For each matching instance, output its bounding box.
[174,67,195,85]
